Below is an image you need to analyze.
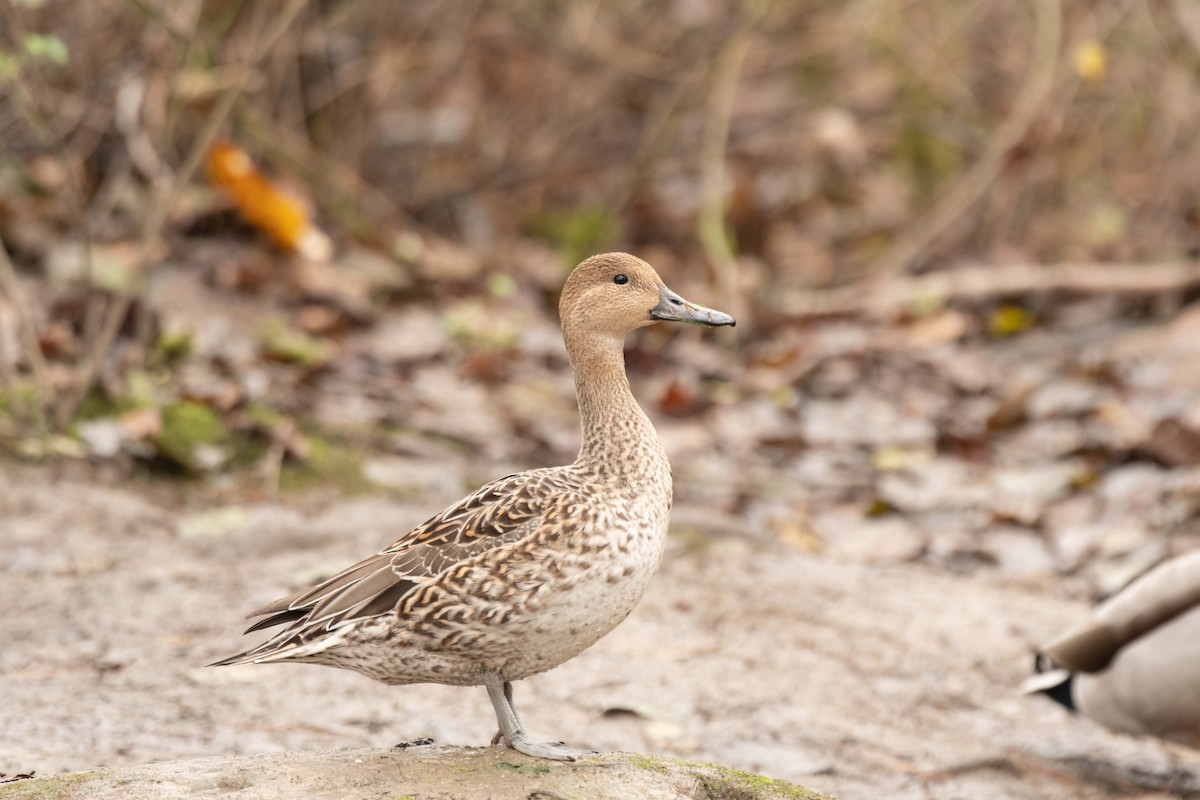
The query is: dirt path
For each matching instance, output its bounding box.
[2,469,1198,799]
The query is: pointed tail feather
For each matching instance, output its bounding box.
[206,650,260,668]
[245,607,309,633]
[208,628,343,668]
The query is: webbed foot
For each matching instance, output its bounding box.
[507,733,596,761]
[482,671,596,762]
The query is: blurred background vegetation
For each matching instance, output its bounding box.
[9,6,1200,793]
[2,0,1200,486]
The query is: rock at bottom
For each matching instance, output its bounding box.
[0,745,832,800]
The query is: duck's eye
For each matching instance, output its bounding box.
[613,274,629,285]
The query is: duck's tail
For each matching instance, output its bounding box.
[207,626,344,668]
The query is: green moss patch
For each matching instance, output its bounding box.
[692,762,831,800]
[153,401,228,471]
[495,761,552,777]
[615,754,830,800]
[261,321,331,366]
[0,771,90,800]
[278,432,368,494]
[523,206,618,268]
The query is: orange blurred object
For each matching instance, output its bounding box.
[206,141,331,260]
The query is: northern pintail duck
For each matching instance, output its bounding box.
[1025,550,1200,748]
[212,253,735,760]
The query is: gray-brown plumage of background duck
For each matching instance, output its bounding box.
[211,252,735,760]
[1025,550,1200,749]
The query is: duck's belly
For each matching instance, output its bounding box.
[493,544,661,681]
[312,523,667,686]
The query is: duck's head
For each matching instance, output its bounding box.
[558,253,735,340]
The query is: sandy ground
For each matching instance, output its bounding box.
[2,467,1199,799]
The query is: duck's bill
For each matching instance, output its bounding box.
[650,286,736,327]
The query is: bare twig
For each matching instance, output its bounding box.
[0,236,49,434]
[771,261,1200,318]
[53,0,312,429]
[569,0,700,82]
[696,35,749,305]
[159,2,228,160]
[630,102,685,193]
[866,0,1063,277]
[620,63,707,212]
[1148,0,1200,72]
[0,328,22,426]
[238,105,414,242]
[697,0,771,321]
[261,438,285,501]
[118,0,194,45]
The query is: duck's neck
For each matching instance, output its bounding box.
[566,330,664,472]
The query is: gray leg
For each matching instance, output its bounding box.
[505,680,518,718]
[482,671,594,761]
[490,681,522,745]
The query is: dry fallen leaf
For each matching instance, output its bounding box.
[207,141,332,261]
[1073,40,1106,83]
[119,407,162,439]
[1140,418,1200,467]
[904,309,970,347]
[988,305,1033,337]
[658,377,702,417]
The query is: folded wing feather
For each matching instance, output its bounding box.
[211,470,565,665]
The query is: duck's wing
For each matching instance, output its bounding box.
[210,469,569,665]
[1043,550,1200,673]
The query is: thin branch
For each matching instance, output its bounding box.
[0,236,49,434]
[866,0,1063,277]
[1148,0,1200,74]
[0,316,22,424]
[697,0,771,321]
[569,1,701,82]
[160,1,231,160]
[118,0,195,45]
[770,261,1200,318]
[238,104,414,241]
[619,62,707,212]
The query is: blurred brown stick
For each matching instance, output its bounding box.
[238,105,415,243]
[697,0,772,323]
[53,0,312,430]
[1148,0,1200,71]
[119,0,193,44]
[0,235,49,434]
[772,261,1200,318]
[867,0,1063,277]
